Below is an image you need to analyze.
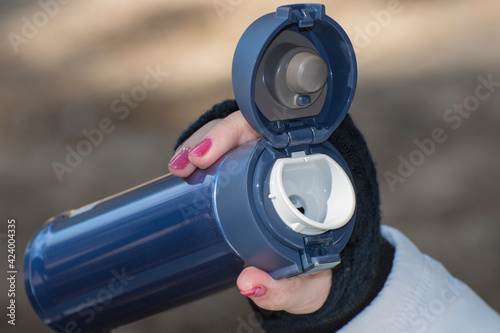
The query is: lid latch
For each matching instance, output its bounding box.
[300,233,341,274]
[293,8,315,28]
[276,4,325,28]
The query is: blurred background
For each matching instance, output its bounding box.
[1,0,499,332]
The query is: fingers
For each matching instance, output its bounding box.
[237,267,332,315]
[169,111,260,178]
[168,119,219,177]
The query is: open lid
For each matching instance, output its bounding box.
[232,4,357,148]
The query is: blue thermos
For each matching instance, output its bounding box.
[24,4,358,332]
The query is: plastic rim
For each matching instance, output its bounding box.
[268,152,356,235]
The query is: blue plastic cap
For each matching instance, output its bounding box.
[232,4,357,148]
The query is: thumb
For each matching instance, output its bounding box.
[237,267,332,315]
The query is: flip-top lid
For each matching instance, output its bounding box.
[232,4,357,148]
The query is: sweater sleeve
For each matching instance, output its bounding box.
[338,226,500,332]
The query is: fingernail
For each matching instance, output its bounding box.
[189,138,213,157]
[239,286,267,298]
[168,148,190,170]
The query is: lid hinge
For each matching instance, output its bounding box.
[300,233,341,274]
[287,127,315,146]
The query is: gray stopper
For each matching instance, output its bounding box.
[286,52,328,94]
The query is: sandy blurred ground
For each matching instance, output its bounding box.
[0,0,499,332]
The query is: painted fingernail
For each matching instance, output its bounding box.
[168,148,190,170]
[239,286,267,298]
[189,138,213,157]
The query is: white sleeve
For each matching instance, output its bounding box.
[339,225,500,333]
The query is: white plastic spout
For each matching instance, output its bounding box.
[268,152,356,235]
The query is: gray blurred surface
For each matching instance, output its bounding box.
[0,1,499,332]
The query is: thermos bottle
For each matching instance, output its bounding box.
[24,4,358,332]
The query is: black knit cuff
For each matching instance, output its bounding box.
[251,238,395,332]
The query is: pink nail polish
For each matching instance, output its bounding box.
[189,138,212,157]
[239,286,267,298]
[168,148,190,170]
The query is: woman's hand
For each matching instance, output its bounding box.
[169,111,331,314]
[168,111,260,177]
